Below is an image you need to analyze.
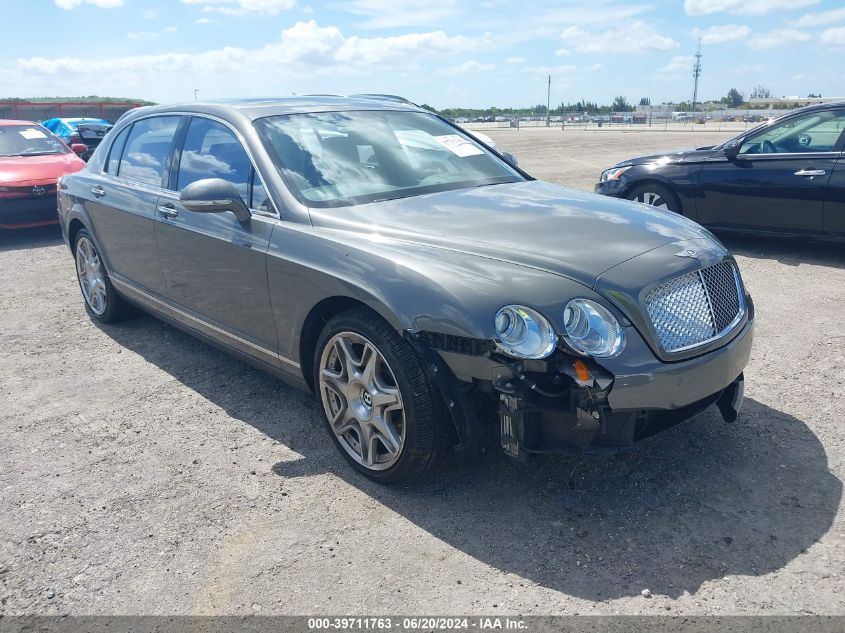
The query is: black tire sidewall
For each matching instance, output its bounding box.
[313,308,440,483]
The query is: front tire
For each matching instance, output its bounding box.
[314,307,448,483]
[626,183,681,212]
[73,229,131,323]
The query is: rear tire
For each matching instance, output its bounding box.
[73,228,131,323]
[626,183,681,212]
[314,307,449,483]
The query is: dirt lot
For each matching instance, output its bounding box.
[1,128,843,615]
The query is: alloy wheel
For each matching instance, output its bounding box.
[634,191,669,209]
[319,331,406,471]
[76,236,107,316]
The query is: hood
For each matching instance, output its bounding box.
[615,146,718,168]
[310,180,717,289]
[0,153,85,186]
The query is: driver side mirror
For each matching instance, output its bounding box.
[70,143,88,157]
[502,151,518,167]
[723,137,743,159]
[179,178,251,223]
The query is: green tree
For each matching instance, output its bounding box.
[750,84,772,99]
[612,95,632,112]
[723,88,744,107]
[638,97,651,106]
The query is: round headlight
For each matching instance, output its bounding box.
[493,305,557,359]
[561,299,625,358]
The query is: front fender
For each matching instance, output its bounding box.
[265,223,598,364]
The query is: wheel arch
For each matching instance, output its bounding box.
[67,218,87,254]
[299,295,393,393]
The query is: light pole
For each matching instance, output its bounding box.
[691,38,702,118]
[193,89,199,102]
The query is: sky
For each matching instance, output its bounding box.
[1,0,843,109]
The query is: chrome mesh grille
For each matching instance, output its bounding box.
[645,261,743,353]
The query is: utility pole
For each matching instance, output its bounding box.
[546,74,551,127]
[193,89,199,102]
[691,38,702,117]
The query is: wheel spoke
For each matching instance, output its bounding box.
[358,344,378,385]
[369,387,399,411]
[335,337,358,381]
[358,421,376,466]
[371,415,402,456]
[320,367,347,398]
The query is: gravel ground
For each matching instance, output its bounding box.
[1,128,843,616]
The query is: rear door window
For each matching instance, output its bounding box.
[118,116,181,187]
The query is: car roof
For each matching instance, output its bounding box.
[61,117,112,124]
[0,119,40,127]
[122,95,426,123]
[786,100,845,114]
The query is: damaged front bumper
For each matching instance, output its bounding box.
[409,309,754,460]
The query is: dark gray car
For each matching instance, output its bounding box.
[58,97,753,483]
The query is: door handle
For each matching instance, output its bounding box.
[90,186,106,198]
[158,204,179,218]
[794,169,826,177]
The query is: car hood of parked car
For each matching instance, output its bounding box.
[610,145,720,169]
[310,180,720,289]
[0,153,85,185]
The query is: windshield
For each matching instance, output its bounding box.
[0,125,69,158]
[254,110,523,208]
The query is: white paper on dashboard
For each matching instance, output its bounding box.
[20,129,47,140]
[434,134,484,157]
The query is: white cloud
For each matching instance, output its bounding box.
[338,0,461,29]
[561,22,678,54]
[795,7,845,27]
[657,55,692,76]
[692,24,750,44]
[15,21,482,79]
[748,28,811,49]
[181,0,295,16]
[55,0,122,8]
[505,56,525,64]
[526,65,577,75]
[820,26,845,47]
[684,0,818,16]
[555,47,570,57]
[438,60,496,75]
[195,17,217,24]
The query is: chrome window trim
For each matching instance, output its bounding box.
[735,151,842,159]
[110,274,300,370]
[99,111,280,219]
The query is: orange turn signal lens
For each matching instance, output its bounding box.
[574,359,590,383]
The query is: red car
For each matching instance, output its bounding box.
[0,120,87,229]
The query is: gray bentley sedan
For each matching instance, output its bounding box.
[58,96,754,483]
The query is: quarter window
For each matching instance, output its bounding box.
[177,118,252,205]
[251,169,271,213]
[106,126,130,175]
[118,116,181,186]
[741,110,845,155]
